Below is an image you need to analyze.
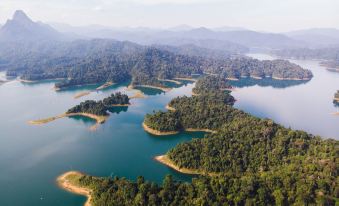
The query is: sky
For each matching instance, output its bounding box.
[0,0,338,32]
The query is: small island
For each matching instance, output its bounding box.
[334,90,339,109]
[29,92,130,129]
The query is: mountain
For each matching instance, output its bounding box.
[213,26,247,32]
[168,24,194,31]
[286,28,339,47]
[0,10,63,42]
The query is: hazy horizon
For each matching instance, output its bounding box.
[1,0,338,33]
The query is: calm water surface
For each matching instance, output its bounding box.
[233,53,339,139]
[0,54,338,206]
[0,79,204,206]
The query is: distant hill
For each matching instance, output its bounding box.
[0,10,63,42]
[286,28,339,47]
[49,23,305,51]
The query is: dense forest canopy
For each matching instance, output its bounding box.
[192,75,232,94]
[67,92,129,116]
[0,39,312,89]
[71,81,338,206]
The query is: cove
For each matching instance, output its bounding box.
[0,79,204,206]
[232,53,339,139]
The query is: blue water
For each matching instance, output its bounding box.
[232,53,339,139]
[0,54,337,206]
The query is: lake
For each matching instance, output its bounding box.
[0,54,338,206]
[233,53,339,139]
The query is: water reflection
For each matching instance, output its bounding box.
[230,77,310,89]
[108,106,129,114]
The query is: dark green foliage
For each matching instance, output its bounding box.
[144,111,181,132]
[192,75,232,94]
[142,82,338,205]
[229,77,310,88]
[202,58,313,80]
[75,168,337,206]
[144,92,238,132]
[67,92,129,115]
[63,71,337,206]
[102,92,130,106]
[67,100,108,116]
[1,39,312,88]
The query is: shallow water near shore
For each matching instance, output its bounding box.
[0,79,205,206]
[0,54,338,205]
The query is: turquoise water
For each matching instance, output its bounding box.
[0,79,204,206]
[0,54,338,206]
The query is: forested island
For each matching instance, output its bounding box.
[59,80,337,205]
[29,92,129,128]
[334,90,339,107]
[274,48,339,72]
[68,92,130,116]
[1,39,312,90]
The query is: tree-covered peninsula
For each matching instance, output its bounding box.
[274,47,339,72]
[60,84,338,205]
[29,92,130,127]
[1,39,312,90]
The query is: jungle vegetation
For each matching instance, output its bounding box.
[0,39,312,89]
[67,92,129,116]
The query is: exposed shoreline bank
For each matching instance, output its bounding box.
[158,78,182,85]
[57,171,92,206]
[173,77,197,82]
[130,84,171,92]
[165,104,176,111]
[143,122,216,136]
[96,82,115,90]
[142,122,179,135]
[74,91,91,99]
[28,112,108,126]
[154,155,217,176]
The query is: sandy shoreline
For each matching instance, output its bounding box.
[57,171,92,206]
[173,77,197,82]
[129,90,146,99]
[110,104,130,107]
[143,122,216,136]
[28,113,108,128]
[74,91,91,99]
[165,104,176,111]
[142,122,179,135]
[96,82,114,90]
[155,155,216,176]
[131,84,171,92]
[185,128,217,133]
[158,78,182,85]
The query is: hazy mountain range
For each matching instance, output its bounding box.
[0,10,338,52]
[0,10,64,42]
